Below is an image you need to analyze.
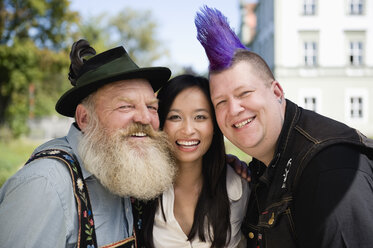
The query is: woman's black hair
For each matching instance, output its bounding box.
[141,74,231,248]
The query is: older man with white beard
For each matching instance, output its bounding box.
[0,39,176,248]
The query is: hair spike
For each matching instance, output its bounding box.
[195,5,248,71]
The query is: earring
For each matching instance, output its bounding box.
[278,98,282,104]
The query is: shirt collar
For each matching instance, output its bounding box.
[257,100,299,185]
[226,166,243,201]
[66,123,94,179]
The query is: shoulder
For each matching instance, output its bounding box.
[305,144,373,177]
[1,138,77,204]
[295,144,373,217]
[0,155,76,215]
[294,144,373,247]
[0,139,78,240]
[226,166,250,202]
[297,144,373,195]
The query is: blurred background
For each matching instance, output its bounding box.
[1,0,372,186]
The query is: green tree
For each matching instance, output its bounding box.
[0,0,78,137]
[75,7,169,66]
[108,7,168,66]
[0,40,69,137]
[0,3,169,137]
[0,0,78,49]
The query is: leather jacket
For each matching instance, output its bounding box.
[242,100,373,248]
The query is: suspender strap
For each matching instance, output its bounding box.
[26,149,98,248]
[100,235,136,248]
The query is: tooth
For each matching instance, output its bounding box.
[235,118,252,128]
[178,141,198,146]
[132,132,146,137]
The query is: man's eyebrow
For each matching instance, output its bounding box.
[212,85,249,101]
[211,94,224,102]
[116,97,159,105]
[147,98,159,105]
[117,97,133,103]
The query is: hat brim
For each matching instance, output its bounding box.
[56,67,171,117]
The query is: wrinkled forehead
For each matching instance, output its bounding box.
[95,79,155,99]
[101,78,153,92]
[89,79,156,111]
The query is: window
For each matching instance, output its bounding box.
[345,31,365,67]
[350,97,363,118]
[349,41,363,66]
[303,0,316,15]
[345,88,368,123]
[304,42,317,66]
[299,89,321,113]
[299,31,319,68]
[348,0,363,15]
[304,97,317,112]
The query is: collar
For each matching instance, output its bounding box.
[66,123,94,180]
[256,100,300,185]
[226,165,243,201]
[162,166,244,205]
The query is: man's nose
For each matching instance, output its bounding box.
[133,105,151,124]
[228,99,244,116]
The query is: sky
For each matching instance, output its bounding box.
[69,0,242,74]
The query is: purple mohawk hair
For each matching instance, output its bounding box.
[195,5,248,71]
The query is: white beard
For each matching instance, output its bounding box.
[78,120,176,200]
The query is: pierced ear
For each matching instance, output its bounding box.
[75,104,89,131]
[271,80,284,102]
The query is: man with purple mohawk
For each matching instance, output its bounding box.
[195,5,373,248]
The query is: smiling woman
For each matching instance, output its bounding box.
[163,86,214,165]
[135,74,250,248]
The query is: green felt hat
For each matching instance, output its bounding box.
[56,46,171,117]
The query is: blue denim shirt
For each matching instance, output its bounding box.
[0,123,133,247]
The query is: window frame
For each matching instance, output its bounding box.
[345,88,368,123]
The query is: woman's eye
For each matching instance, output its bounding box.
[195,115,208,120]
[167,115,181,120]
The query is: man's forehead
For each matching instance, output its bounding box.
[116,96,158,104]
[109,78,152,89]
[97,79,154,94]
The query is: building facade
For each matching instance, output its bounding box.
[241,0,373,137]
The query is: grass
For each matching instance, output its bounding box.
[224,138,252,164]
[0,138,41,187]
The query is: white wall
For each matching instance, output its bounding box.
[272,0,373,137]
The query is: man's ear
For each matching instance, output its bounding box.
[271,80,284,101]
[76,104,89,131]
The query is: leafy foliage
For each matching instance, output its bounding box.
[75,7,170,66]
[0,2,169,138]
[0,40,69,137]
[0,0,76,137]
[0,0,79,49]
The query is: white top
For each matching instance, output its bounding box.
[153,166,250,248]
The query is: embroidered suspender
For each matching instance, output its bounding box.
[26,149,98,248]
